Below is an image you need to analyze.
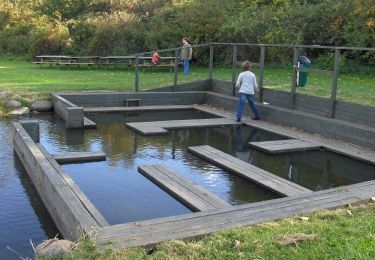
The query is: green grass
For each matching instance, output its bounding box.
[0,58,208,96]
[214,65,375,106]
[1,59,374,106]
[62,202,375,259]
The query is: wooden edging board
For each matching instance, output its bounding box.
[11,122,105,240]
[95,179,375,248]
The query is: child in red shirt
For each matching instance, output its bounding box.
[152,51,160,65]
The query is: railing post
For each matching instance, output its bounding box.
[258,45,266,102]
[135,55,139,92]
[290,47,299,109]
[173,49,179,91]
[232,44,237,96]
[329,49,340,118]
[208,44,214,82]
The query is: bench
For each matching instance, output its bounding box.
[124,99,142,107]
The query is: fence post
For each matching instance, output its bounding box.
[173,49,179,91]
[329,49,340,118]
[208,44,214,87]
[135,55,139,92]
[232,44,237,96]
[258,45,266,102]
[290,47,299,109]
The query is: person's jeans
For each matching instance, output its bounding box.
[183,59,189,75]
[236,93,260,119]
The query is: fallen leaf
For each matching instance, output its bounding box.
[234,240,241,249]
[346,210,352,216]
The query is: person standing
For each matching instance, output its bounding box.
[235,60,260,122]
[180,37,192,75]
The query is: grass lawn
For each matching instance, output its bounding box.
[0,58,374,106]
[0,58,209,96]
[214,65,375,106]
[64,202,375,259]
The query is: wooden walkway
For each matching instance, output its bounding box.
[96,179,375,248]
[52,151,106,164]
[188,145,312,197]
[248,139,321,154]
[84,105,194,113]
[126,118,239,135]
[139,164,231,212]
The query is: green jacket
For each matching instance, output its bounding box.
[180,44,192,60]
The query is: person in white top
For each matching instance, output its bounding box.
[235,60,260,122]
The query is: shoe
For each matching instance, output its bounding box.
[252,117,260,120]
[236,118,241,122]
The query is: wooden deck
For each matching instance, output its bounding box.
[96,179,375,248]
[188,145,312,197]
[248,139,321,154]
[126,118,239,135]
[139,164,230,212]
[52,151,106,164]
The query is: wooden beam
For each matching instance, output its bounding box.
[96,179,375,248]
[52,151,106,165]
[188,145,312,197]
[329,49,340,118]
[139,164,231,212]
[290,47,299,109]
[248,139,321,154]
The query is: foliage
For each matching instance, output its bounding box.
[0,0,373,64]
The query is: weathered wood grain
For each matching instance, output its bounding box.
[248,139,321,154]
[52,151,106,164]
[139,164,231,212]
[96,180,375,248]
[126,118,239,135]
[188,145,312,197]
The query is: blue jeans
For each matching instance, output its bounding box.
[236,93,260,119]
[183,59,189,75]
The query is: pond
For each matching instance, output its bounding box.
[2,109,375,258]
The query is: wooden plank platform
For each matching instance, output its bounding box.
[139,164,231,212]
[188,145,312,197]
[52,151,106,164]
[96,179,375,248]
[126,118,239,135]
[248,139,321,154]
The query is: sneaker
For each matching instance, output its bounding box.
[252,117,260,120]
[236,118,241,122]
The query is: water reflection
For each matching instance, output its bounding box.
[0,119,58,260]
[35,111,375,224]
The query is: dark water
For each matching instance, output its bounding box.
[40,111,281,224]
[1,109,375,258]
[0,119,59,260]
